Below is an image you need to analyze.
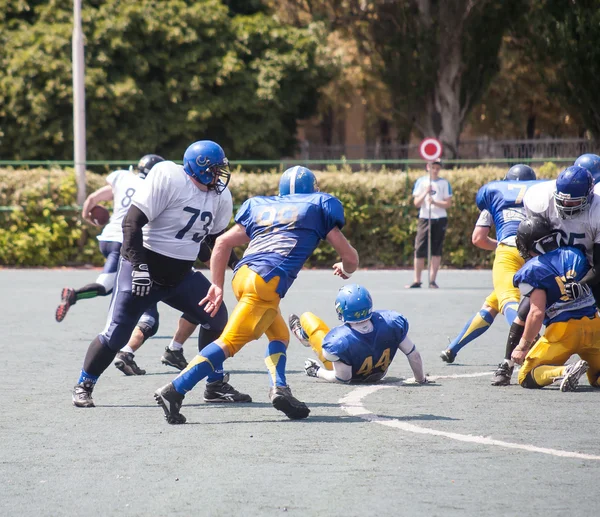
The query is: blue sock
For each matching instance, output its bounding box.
[206,366,225,383]
[448,308,495,354]
[503,302,518,326]
[172,343,226,394]
[264,340,288,387]
[78,369,99,385]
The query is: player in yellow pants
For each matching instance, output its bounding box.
[510,216,600,391]
[155,166,359,424]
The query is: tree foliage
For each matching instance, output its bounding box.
[525,0,600,138]
[0,0,333,160]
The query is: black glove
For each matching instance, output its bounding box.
[304,359,320,378]
[564,279,591,301]
[132,264,152,296]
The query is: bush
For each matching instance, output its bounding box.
[0,164,555,267]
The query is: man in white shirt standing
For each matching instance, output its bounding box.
[406,160,453,289]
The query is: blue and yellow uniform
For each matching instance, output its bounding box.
[217,192,345,356]
[514,247,600,387]
[321,310,407,382]
[476,180,541,315]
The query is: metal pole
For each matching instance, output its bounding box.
[427,164,432,286]
[72,0,86,206]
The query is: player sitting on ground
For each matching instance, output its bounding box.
[290,284,427,384]
[509,216,600,391]
[438,164,539,370]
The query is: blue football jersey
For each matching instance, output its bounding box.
[476,180,542,244]
[234,192,345,297]
[513,247,597,325]
[322,310,409,382]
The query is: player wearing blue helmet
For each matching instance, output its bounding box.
[154,166,359,424]
[440,165,544,378]
[509,216,600,392]
[183,140,231,194]
[71,140,251,408]
[575,153,600,185]
[288,284,427,384]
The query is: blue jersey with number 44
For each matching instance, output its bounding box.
[513,247,597,325]
[322,310,409,382]
[234,193,345,297]
[476,180,542,244]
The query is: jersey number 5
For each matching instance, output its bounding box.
[176,207,213,243]
[356,348,391,377]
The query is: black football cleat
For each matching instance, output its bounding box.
[269,385,310,420]
[154,383,187,424]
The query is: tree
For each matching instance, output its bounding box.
[524,0,600,138]
[0,0,333,160]
[276,0,526,158]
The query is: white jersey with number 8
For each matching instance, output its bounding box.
[132,161,233,261]
[98,169,144,243]
[524,180,600,265]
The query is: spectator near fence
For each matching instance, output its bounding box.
[406,160,452,289]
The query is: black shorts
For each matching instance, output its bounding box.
[414,217,448,258]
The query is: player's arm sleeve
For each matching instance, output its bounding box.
[475,186,488,211]
[412,178,423,196]
[579,243,600,286]
[105,170,120,187]
[131,166,174,221]
[322,196,346,235]
[475,209,493,227]
[398,335,426,383]
[317,361,352,383]
[234,200,253,237]
[122,205,149,267]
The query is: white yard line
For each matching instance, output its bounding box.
[339,372,600,461]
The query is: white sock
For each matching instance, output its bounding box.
[505,359,515,368]
[169,340,184,351]
[121,345,135,354]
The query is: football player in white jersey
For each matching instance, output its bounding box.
[72,141,251,408]
[523,165,600,304]
[56,154,164,322]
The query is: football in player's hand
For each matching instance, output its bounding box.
[89,205,110,226]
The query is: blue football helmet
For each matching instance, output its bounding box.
[504,164,536,181]
[183,140,230,194]
[574,153,600,184]
[135,154,164,179]
[279,166,318,196]
[335,284,373,323]
[554,165,594,219]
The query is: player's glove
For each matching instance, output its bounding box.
[132,264,152,296]
[304,359,320,378]
[564,279,591,301]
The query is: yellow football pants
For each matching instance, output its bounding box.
[299,312,334,370]
[491,244,524,313]
[217,266,289,357]
[518,314,600,388]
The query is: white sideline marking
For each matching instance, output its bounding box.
[339,373,600,461]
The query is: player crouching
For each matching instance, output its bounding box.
[290,284,428,384]
[510,216,600,391]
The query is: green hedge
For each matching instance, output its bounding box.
[0,163,561,267]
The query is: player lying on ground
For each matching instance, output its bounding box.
[439,165,539,373]
[289,284,427,384]
[508,216,600,391]
[72,140,251,408]
[154,166,359,424]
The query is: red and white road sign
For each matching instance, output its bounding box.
[419,138,443,161]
